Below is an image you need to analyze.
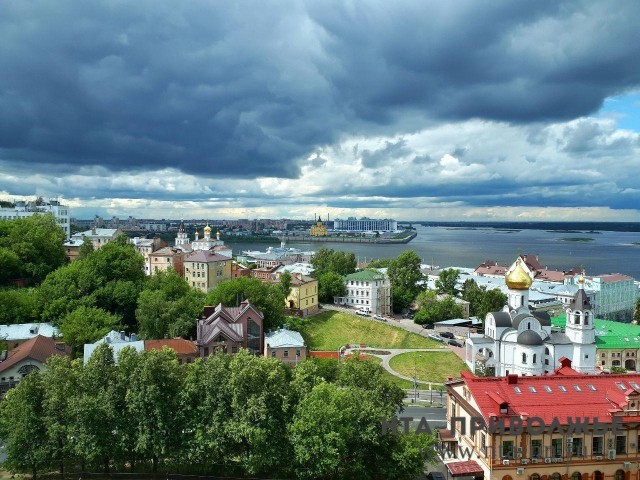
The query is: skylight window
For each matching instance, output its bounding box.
[588,384,597,391]
[573,385,581,391]
[630,383,640,390]
[529,386,537,393]
[558,385,567,392]
[514,387,522,394]
[616,382,626,391]
[544,386,552,393]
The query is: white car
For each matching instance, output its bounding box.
[373,314,386,321]
[355,309,371,316]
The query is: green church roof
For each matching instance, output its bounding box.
[553,313,640,349]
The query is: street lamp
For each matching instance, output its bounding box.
[413,354,422,403]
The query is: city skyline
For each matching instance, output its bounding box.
[0,2,639,221]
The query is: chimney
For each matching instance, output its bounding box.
[92,226,97,235]
[130,334,137,342]
[164,333,169,339]
[0,350,6,361]
[120,330,126,341]
[507,374,518,384]
[55,342,65,351]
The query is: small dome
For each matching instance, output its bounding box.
[505,258,532,291]
[517,330,543,346]
[204,225,212,233]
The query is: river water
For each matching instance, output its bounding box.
[228,225,640,279]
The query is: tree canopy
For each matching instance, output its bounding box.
[204,276,286,330]
[0,213,66,284]
[0,349,435,479]
[413,290,463,326]
[461,279,507,320]
[136,270,205,339]
[311,247,357,277]
[435,268,460,296]
[387,250,423,312]
[39,236,145,328]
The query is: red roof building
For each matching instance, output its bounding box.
[0,335,70,395]
[444,358,640,479]
[144,338,198,365]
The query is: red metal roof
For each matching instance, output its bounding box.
[446,460,484,476]
[460,368,640,425]
[144,338,197,355]
[0,335,70,373]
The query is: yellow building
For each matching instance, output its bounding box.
[183,250,232,293]
[310,215,328,236]
[282,273,319,317]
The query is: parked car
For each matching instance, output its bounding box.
[373,314,386,321]
[427,334,444,342]
[355,309,371,316]
[439,332,455,339]
[427,473,446,480]
[448,340,463,347]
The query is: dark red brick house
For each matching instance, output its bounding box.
[196,300,264,356]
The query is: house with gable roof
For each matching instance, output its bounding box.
[196,300,264,356]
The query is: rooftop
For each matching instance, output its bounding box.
[265,328,305,348]
[185,250,229,263]
[452,365,640,425]
[345,269,387,281]
[0,335,70,373]
[145,338,197,354]
[553,313,640,350]
[0,323,59,341]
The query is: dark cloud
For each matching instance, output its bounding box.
[361,139,410,168]
[0,0,638,182]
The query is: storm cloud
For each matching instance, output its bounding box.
[0,1,639,219]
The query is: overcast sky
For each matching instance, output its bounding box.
[1,1,639,221]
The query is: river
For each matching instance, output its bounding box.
[227,225,640,279]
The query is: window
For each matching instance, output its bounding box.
[203,347,209,356]
[231,346,237,354]
[551,438,563,457]
[533,354,537,363]
[247,319,261,354]
[530,475,540,480]
[545,347,550,355]
[571,473,581,480]
[296,349,301,357]
[551,473,561,480]
[531,439,542,457]
[602,352,606,357]
[571,437,583,457]
[271,351,276,358]
[615,470,625,480]
[616,435,626,454]
[522,352,527,364]
[284,350,289,357]
[592,436,603,455]
[501,440,514,458]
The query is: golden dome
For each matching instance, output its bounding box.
[204,224,212,233]
[505,258,532,291]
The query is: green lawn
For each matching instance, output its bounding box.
[389,351,469,383]
[299,311,441,350]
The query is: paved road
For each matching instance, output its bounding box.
[399,405,447,430]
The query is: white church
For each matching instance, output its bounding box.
[465,256,596,376]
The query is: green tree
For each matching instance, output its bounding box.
[311,247,357,277]
[414,291,463,326]
[226,351,292,475]
[0,371,50,478]
[78,237,95,260]
[59,306,121,357]
[366,258,393,268]
[136,270,204,339]
[461,279,507,320]
[39,237,145,327]
[0,214,66,283]
[126,348,184,475]
[387,250,423,312]
[337,356,404,411]
[435,268,460,296]
[70,343,118,472]
[317,271,346,303]
[41,355,81,475]
[0,288,40,324]
[279,270,292,296]
[0,247,21,282]
[204,276,285,330]
[634,297,640,324]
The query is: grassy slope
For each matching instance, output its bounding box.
[299,310,441,351]
[389,351,469,383]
